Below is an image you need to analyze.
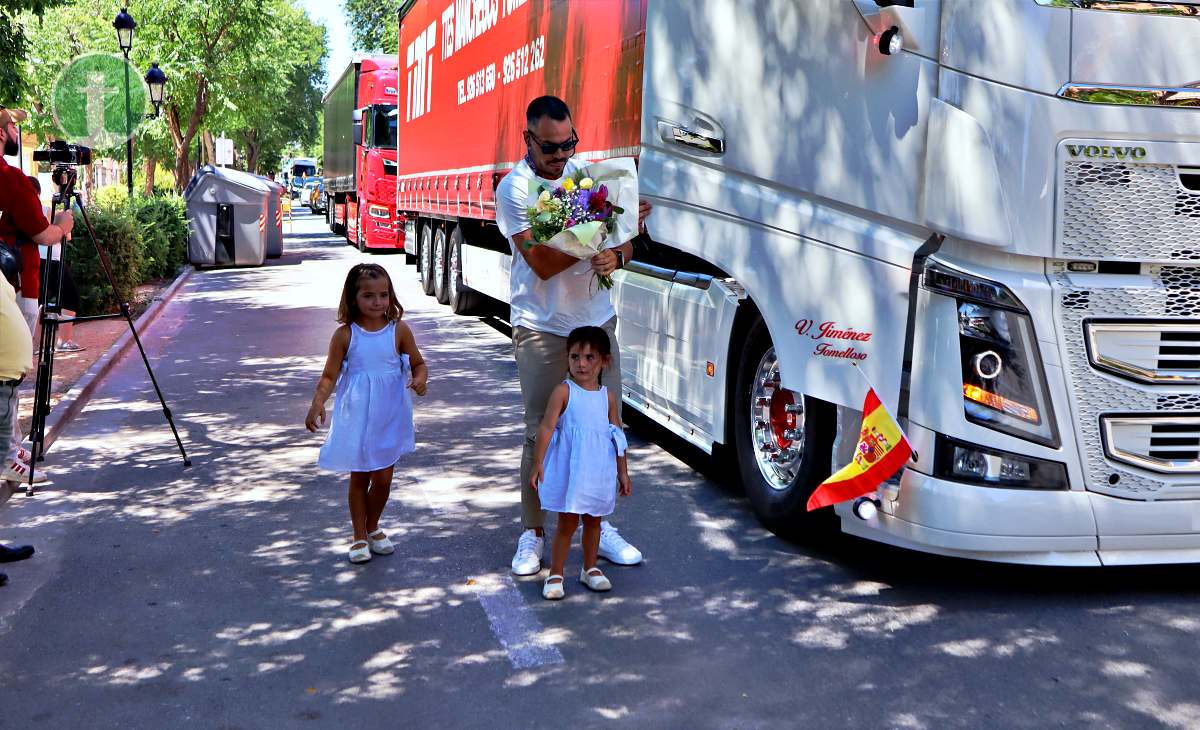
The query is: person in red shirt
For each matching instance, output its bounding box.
[0,108,73,257]
[0,107,68,485]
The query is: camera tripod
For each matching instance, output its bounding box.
[23,167,190,495]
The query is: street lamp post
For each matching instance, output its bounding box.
[113,8,136,198]
[144,63,167,118]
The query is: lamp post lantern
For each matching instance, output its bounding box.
[113,7,137,197]
[145,63,167,117]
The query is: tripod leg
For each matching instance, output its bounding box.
[74,201,191,467]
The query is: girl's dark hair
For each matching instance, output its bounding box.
[26,175,40,194]
[566,326,611,357]
[337,263,402,324]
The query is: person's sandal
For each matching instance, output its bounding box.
[542,574,565,600]
[367,529,394,555]
[579,567,612,592]
[348,540,371,564]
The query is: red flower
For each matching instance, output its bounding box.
[588,184,608,211]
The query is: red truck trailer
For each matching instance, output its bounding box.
[322,54,403,252]
[396,0,643,306]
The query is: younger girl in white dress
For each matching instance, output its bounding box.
[306,264,428,564]
[531,326,632,600]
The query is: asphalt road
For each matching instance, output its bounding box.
[0,212,1197,729]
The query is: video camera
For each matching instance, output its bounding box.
[31,140,92,166]
[32,141,92,193]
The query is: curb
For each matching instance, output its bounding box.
[41,267,195,454]
[2,267,195,508]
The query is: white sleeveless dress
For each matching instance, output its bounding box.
[538,379,628,516]
[318,321,415,472]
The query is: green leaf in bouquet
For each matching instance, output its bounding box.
[536,212,553,223]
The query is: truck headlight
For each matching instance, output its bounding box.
[933,435,1068,489]
[368,205,390,219]
[924,261,1060,448]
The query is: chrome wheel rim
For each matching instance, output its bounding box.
[419,230,431,281]
[448,237,460,302]
[749,347,805,491]
[434,234,446,295]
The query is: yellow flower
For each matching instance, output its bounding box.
[562,178,576,192]
[579,177,594,190]
[536,189,551,212]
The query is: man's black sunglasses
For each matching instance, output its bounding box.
[526,128,579,155]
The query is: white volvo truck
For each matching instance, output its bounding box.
[397,0,1200,565]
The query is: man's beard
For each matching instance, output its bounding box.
[2,137,16,157]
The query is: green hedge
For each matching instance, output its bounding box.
[68,193,189,316]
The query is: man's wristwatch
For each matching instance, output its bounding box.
[614,250,625,269]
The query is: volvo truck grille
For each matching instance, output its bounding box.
[1060,160,1200,261]
[1055,263,1200,499]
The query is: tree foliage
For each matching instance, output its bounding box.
[16,1,327,189]
[0,0,70,103]
[344,0,403,54]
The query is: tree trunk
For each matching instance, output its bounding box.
[167,76,210,192]
[244,129,260,174]
[202,130,216,168]
[143,157,156,197]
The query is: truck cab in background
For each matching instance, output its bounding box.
[281,157,319,200]
[322,55,402,252]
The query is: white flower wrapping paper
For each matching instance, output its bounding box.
[524,157,640,259]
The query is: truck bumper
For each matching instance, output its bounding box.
[363,219,403,250]
[837,469,1200,566]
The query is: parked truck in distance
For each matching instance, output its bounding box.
[397,1,1200,566]
[322,55,402,252]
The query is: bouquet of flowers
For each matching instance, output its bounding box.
[524,157,639,290]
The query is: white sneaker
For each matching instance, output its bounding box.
[598,522,642,565]
[510,529,544,576]
[2,461,48,484]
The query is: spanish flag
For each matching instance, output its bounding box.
[807,386,912,511]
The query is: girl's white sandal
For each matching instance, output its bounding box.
[367,529,395,555]
[579,567,612,592]
[348,540,372,564]
[543,575,565,600]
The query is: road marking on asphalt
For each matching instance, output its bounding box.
[415,478,470,515]
[471,573,565,670]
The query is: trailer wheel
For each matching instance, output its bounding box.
[418,222,436,295]
[732,317,834,534]
[448,226,482,315]
[433,226,450,304]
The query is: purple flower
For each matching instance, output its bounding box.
[576,190,591,211]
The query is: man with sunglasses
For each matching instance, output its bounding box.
[496,95,651,576]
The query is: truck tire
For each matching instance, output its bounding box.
[326,198,335,232]
[732,316,834,535]
[433,226,450,304]
[419,222,436,296]
[448,225,482,315]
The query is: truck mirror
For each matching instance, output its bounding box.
[353,123,363,146]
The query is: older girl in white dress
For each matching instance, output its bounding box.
[531,326,632,600]
[306,264,428,564]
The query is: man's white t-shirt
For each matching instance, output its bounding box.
[494,157,618,337]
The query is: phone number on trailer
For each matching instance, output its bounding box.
[502,36,545,85]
